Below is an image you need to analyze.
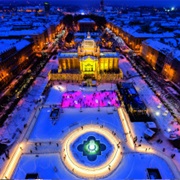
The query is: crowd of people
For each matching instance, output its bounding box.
[61,90,120,108]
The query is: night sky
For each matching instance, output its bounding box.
[52,0,180,7]
[1,0,180,7]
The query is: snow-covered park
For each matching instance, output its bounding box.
[0,54,180,179]
[10,84,179,179]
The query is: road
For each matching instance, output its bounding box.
[127,55,180,120]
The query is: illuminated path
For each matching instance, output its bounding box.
[61,124,123,179]
[118,107,180,179]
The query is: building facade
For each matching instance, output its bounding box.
[141,39,180,84]
[49,33,123,82]
[0,39,34,89]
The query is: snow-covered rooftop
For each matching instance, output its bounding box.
[58,52,78,58]
[123,26,175,38]
[0,27,46,37]
[143,39,173,55]
[78,18,95,23]
[0,39,31,55]
[143,39,180,61]
[100,52,119,58]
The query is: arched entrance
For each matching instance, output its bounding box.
[80,56,98,79]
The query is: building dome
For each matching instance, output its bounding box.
[81,32,96,48]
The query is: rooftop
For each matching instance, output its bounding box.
[0,39,31,55]
[100,52,119,58]
[58,52,78,58]
[122,26,175,38]
[143,39,180,61]
[78,18,95,23]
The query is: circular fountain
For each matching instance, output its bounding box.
[61,125,123,179]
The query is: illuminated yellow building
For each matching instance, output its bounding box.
[49,33,123,82]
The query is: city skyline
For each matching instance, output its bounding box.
[0,1,180,179]
[0,0,180,7]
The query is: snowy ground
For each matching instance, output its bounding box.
[104,153,175,179]
[0,56,59,173]
[119,58,180,138]
[29,106,124,142]
[12,150,175,179]
[10,84,179,179]
[12,154,80,180]
[119,58,180,171]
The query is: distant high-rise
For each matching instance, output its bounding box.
[100,0,104,11]
[44,2,50,16]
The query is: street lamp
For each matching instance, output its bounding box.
[155,111,160,116]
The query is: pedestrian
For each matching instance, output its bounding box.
[5,154,9,159]
[57,143,59,147]
[54,166,57,172]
